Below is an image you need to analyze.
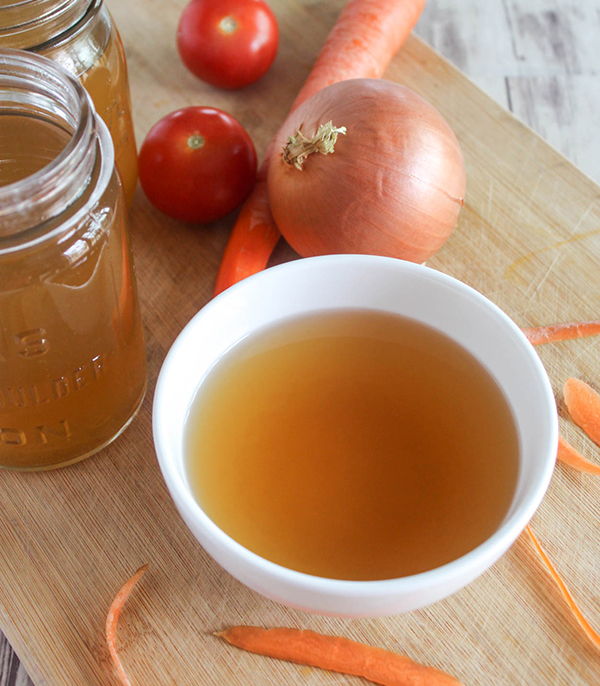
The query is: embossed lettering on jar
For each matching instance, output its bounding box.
[0,49,147,470]
[0,0,138,206]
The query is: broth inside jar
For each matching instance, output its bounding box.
[0,115,70,185]
[185,310,520,581]
[78,28,138,207]
[0,109,146,470]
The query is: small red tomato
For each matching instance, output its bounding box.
[138,107,257,224]
[177,0,279,90]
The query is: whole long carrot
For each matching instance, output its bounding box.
[217,626,462,686]
[213,0,427,296]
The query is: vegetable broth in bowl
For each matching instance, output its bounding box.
[153,254,557,617]
[185,309,519,581]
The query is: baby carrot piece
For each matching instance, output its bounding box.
[557,434,600,475]
[106,564,148,686]
[217,626,462,686]
[213,0,426,296]
[563,377,600,447]
[526,526,600,650]
[521,320,600,346]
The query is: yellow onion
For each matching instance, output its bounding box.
[267,78,466,263]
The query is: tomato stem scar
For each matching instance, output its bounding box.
[219,16,238,34]
[188,134,205,149]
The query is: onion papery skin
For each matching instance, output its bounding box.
[267,78,466,263]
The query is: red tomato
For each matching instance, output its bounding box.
[177,0,279,90]
[138,107,257,224]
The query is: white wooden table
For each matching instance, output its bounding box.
[1,1,598,684]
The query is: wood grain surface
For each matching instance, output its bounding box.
[1,1,600,685]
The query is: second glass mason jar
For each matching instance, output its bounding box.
[0,49,147,470]
[0,0,138,206]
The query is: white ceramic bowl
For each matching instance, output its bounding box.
[153,255,557,617]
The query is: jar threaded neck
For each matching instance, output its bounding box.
[0,0,93,50]
[0,48,97,236]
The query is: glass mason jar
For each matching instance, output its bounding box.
[0,0,138,207]
[0,49,147,470]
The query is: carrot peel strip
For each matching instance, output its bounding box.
[106,564,148,686]
[217,625,462,686]
[526,526,600,650]
[557,434,600,475]
[563,377,600,447]
[522,320,600,346]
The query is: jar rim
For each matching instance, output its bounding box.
[0,48,98,237]
[0,0,97,51]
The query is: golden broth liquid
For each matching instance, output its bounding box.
[186,310,519,581]
[0,114,146,470]
[79,28,138,208]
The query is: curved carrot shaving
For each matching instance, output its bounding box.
[557,434,600,475]
[213,0,426,296]
[106,564,148,686]
[522,320,600,346]
[563,377,600,447]
[526,526,600,650]
[217,625,462,686]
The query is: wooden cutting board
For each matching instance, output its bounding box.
[2,0,600,684]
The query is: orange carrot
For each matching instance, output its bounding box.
[106,564,148,686]
[563,377,600,447]
[557,434,600,475]
[217,626,462,686]
[521,320,600,346]
[213,0,426,296]
[526,526,600,650]
[213,182,280,296]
